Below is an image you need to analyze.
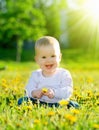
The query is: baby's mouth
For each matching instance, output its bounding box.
[45,64,53,69]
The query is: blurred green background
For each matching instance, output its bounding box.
[0,0,99,64]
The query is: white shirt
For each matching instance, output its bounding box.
[25,68,73,103]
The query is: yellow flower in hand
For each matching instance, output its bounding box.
[42,87,48,93]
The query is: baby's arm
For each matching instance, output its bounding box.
[25,72,39,98]
[43,88,55,98]
[53,70,73,100]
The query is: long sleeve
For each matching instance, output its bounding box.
[25,69,73,103]
[25,72,38,97]
[53,70,73,100]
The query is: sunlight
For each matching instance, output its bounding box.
[83,0,99,22]
[66,0,99,58]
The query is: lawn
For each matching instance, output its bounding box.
[0,49,99,130]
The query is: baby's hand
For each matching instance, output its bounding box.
[43,88,55,99]
[31,89,43,99]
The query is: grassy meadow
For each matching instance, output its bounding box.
[0,49,99,130]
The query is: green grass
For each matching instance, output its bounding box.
[0,49,99,130]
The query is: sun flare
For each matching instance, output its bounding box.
[83,0,99,22]
[67,0,99,57]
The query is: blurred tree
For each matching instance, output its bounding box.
[36,0,60,40]
[0,0,46,62]
[36,0,74,48]
[0,0,69,61]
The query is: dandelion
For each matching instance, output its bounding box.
[96,93,99,99]
[47,111,55,116]
[71,109,80,115]
[16,123,21,128]
[96,101,99,106]
[93,124,99,129]
[87,91,93,97]
[65,114,77,124]
[86,77,93,83]
[33,104,37,108]
[16,106,21,111]
[2,78,7,83]
[27,100,33,106]
[85,97,91,101]
[59,99,69,106]
[9,100,14,107]
[34,119,40,124]
[43,121,48,125]
[76,95,82,101]
[2,83,7,88]
[42,87,48,93]
[26,105,32,111]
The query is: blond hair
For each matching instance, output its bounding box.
[35,36,61,53]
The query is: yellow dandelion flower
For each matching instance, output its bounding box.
[16,106,21,111]
[86,77,93,83]
[34,119,40,124]
[47,111,55,116]
[33,104,37,108]
[43,121,48,125]
[65,114,77,124]
[42,87,48,93]
[71,109,80,115]
[87,91,93,97]
[26,105,32,111]
[76,95,82,100]
[59,99,69,106]
[96,93,99,98]
[93,124,99,129]
[2,83,7,88]
[2,78,7,83]
[16,123,21,128]
[96,101,99,106]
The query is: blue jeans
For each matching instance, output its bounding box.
[18,96,79,109]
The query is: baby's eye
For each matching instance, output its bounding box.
[51,55,56,57]
[42,56,46,59]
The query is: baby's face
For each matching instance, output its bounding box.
[35,45,61,76]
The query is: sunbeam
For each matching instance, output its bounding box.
[83,0,99,23]
[82,0,99,58]
[67,0,99,58]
